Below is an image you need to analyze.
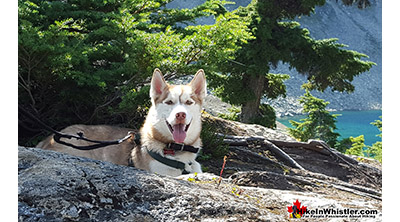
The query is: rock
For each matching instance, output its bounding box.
[18,147,282,221]
[234,121,296,142]
[203,94,233,117]
[19,146,382,221]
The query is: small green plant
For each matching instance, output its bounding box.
[345,135,365,156]
[218,106,241,121]
[200,119,229,160]
[366,117,382,162]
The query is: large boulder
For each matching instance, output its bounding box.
[18,147,382,221]
[18,147,281,221]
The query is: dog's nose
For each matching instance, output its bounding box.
[175,112,186,121]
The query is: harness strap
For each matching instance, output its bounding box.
[167,143,200,153]
[147,149,190,174]
[19,106,135,150]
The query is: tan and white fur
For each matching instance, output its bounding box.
[132,68,206,176]
[38,68,206,177]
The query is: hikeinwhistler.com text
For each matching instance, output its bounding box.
[303,208,379,219]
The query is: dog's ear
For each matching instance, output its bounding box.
[189,69,207,100]
[150,68,167,99]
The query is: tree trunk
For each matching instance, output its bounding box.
[240,74,265,123]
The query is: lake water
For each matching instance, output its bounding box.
[278,110,382,146]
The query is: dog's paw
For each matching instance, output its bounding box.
[189,161,202,173]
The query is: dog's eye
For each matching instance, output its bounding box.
[164,100,174,105]
[185,100,193,105]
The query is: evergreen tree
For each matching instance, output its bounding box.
[209,0,375,123]
[288,90,340,147]
[18,0,251,145]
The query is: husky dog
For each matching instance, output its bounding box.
[132,68,206,176]
[38,68,206,176]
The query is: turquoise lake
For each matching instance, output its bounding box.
[277,110,382,146]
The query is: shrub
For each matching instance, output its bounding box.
[250,104,277,128]
[199,116,229,160]
[345,135,365,156]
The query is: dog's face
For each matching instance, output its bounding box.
[147,68,206,144]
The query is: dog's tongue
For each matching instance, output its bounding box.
[172,124,186,143]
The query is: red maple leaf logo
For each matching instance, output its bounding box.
[287,199,307,218]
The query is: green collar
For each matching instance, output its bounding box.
[146,149,190,174]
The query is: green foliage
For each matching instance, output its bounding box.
[200,120,229,160]
[345,135,365,156]
[18,0,252,145]
[295,37,375,92]
[334,137,353,153]
[288,90,340,147]
[368,141,382,162]
[366,117,382,162]
[264,73,290,99]
[18,0,161,134]
[218,106,241,121]
[250,104,277,128]
[117,86,152,127]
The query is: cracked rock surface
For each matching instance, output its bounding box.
[18,147,381,221]
[18,147,282,222]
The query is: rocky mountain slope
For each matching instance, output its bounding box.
[168,0,382,116]
[268,0,382,116]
